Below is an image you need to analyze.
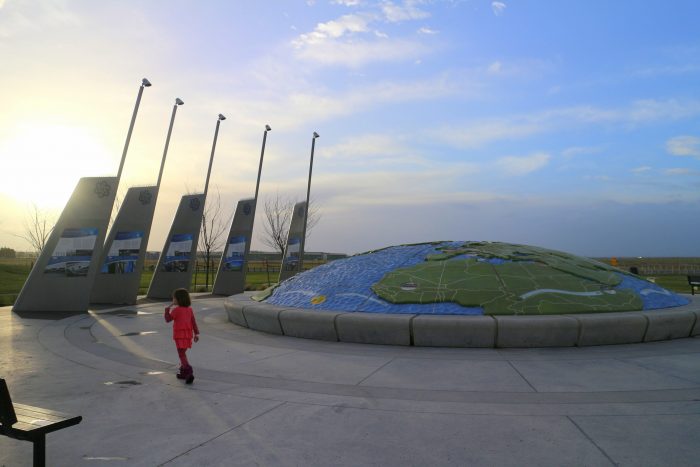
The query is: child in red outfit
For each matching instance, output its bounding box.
[164,288,199,384]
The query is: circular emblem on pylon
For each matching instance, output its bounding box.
[139,190,153,205]
[95,180,111,198]
[189,198,201,211]
[243,203,251,215]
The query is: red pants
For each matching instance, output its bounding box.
[177,348,190,367]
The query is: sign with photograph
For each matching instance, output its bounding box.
[283,237,301,271]
[160,233,193,272]
[44,227,98,277]
[101,231,144,274]
[222,235,247,272]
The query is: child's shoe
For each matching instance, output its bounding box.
[176,366,186,379]
[184,365,194,384]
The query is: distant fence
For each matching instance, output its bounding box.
[597,258,700,276]
[626,264,700,276]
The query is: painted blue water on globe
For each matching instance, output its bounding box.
[264,242,690,315]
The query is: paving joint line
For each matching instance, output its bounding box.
[356,357,396,386]
[158,401,287,466]
[612,356,700,386]
[506,360,539,393]
[566,415,619,466]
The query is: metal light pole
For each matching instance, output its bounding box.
[254,124,272,201]
[203,114,226,199]
[298,131,319,272]
[156,98,184,189]
[116,78,151,182]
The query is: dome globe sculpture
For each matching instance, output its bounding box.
[259,241,689,315]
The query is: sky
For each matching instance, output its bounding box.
[0,0,699,257]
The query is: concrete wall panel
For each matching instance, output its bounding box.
[336,313,414,346]
[496,315,579,348]
[280,308,341,341]
[413,315,496,348]
[644,309,696,342]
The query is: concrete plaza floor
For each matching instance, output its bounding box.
[2,294,700,466]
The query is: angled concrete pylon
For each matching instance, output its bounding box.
[13,78,151,313]
[13,177,118,312]
[212,124,271,296]
[145,194,206,299]
[90,185,158,304]
[278,201,307,283]
[212,198,256,296]
[91,97,184,305]
[147,113,226,299]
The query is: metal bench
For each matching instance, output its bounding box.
[0,378,82,467]
[689,276,700,295]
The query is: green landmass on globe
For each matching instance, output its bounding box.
[371,242,643,315]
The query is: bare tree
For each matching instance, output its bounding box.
[14,203,55,258]
[261,192,320,258]
[198,189,229,290]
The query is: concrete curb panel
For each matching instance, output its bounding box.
[224,294,700,348]
[495,315,579,348]
[223,298,248,327]
[692,309,700,336]
[242,303,285,335]
[572,312,648,346]
[644,309,696,342]
[279,308,342,341]
[336,313,414,346]
[412,315,496,348]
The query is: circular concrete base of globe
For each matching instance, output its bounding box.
[225,293,700,348]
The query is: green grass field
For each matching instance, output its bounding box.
[0,258,323,306]
[1,257,697,307]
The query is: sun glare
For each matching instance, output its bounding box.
[0,123,116,209]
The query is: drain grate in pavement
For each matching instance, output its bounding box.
[104,380,142,386]
[83,456,129,461]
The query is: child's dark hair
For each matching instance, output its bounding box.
[173,288,191,307]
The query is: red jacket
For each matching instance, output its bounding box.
[164,305,199,347]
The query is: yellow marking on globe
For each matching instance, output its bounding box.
[311,295,326,305]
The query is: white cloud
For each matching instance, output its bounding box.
[561,146,602,158]
[294,37,429,67]
[430,119,541,148]
[666,135,700,158]
[315,166,492,209]
[584,175,611,182]
[631,166,652,173]
[417,26,438,35]
[487,61,502,74]
[496,153,550,176]
[332,0,362,5]
[431,99,700,149]
[231,74,464,129]
[628,99,700,123]
[664,168,693,175]
[382,1,430,23]
[292,3,437,67]
[0,0,80,38]
[492,1,506,16]
[293,13,373,46]
[322,133,408,159]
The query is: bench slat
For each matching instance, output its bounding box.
[1,414,82,437]
[2,403,82,438]
[14,404,76,424]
